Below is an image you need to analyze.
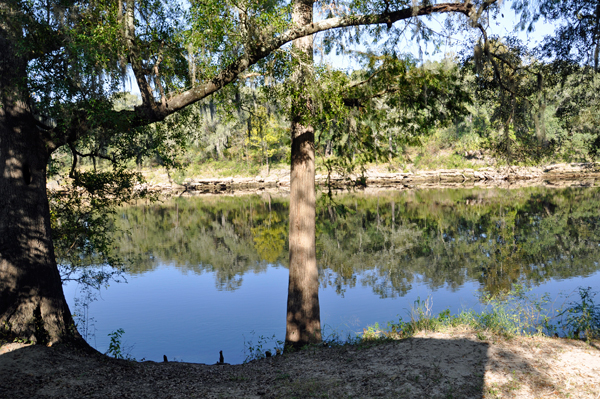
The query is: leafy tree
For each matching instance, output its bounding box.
[284,0,321,348]
[281,0,494,348]
[246,106,288,174]
[308,54,472,177]
[512,0,600,158]
[462,37,557,163]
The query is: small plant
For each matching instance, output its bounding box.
[387,296,445,337]
[369,287,574,341]
[243,331,284,363]
[361,297,462,340]
[556,287,600,340]
[362,322,384,340]
[72,289,97,344]
[106,328,134,360]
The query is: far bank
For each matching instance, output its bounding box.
[48,162,600,196]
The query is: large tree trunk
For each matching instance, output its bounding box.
[285,0,321,349]
[0,25,81,346]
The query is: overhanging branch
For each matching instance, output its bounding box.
[56,1,488,140]
[146,2,480,122]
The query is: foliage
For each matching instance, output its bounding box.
[509,0,600,161]
[382,297,455,339]
[461,37,558,164]
[243,332,284,363]
[50,168,151,287]
[514,0,600,70]
[556,287,600,339]
[72,287,98,343]
[476,284,556,337]
[106,328,127,360]
[308,55,472,178]
[246,106,289,173]
[112,53,598,175]
[553,71,600,158]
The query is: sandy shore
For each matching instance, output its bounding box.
[1,329,599,398]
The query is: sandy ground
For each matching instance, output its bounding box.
[1,329,599,399]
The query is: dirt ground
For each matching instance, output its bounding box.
[1,329,598,399]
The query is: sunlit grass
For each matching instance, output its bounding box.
[353,286,600,345]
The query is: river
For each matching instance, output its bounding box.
[63,186,600,364]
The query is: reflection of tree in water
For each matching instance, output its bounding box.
[114,187,600,296]
[116,196,289,291]
[252,212,286,264]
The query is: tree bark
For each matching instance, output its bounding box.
[0,108,80,345]
[0,18,81,346]
[285,0,321,349]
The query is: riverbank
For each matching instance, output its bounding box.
[1,328,598,398]
[45,162,600,197]
[129,163,600,196]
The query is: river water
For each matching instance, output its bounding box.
[63,186,600,364]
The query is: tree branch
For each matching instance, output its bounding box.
[145,2,479,122]
[52,1,486,145]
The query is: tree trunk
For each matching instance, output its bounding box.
[0,107,81,345]
[285,0,321,349]
[0,25,81,346]
[265,141,270,176]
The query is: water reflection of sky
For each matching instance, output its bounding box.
[63,264,600,365]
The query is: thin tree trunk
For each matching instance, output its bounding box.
[264,139,269,176]
[285,0,321,349]
[247,116,252,168]
[594,4,600,72]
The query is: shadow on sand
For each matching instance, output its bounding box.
[1,331,584,398]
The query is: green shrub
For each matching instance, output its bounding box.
[557,287,600,340]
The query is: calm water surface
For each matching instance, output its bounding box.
[63,186,600,364]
